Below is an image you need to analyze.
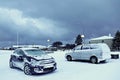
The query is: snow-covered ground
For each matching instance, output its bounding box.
[0,50,120,80]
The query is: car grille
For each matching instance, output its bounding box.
[41,60,54,64]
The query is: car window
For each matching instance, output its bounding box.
[81,46,90,50]
[19,50,25,55]
[15,49,25,56]
[25,49,45,56]
[90,45,99,49]
[75,47,81,50]
[74,46,82,50]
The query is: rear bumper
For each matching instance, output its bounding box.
[98,57,111,63]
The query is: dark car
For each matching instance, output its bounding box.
[9,48,57,75]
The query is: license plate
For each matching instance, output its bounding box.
[44,64,53,68]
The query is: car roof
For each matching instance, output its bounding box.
[88,43,107,46]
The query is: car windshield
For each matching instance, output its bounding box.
[25,49,45,56]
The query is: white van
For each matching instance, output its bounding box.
[65,43,111,64]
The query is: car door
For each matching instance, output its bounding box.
[72,46,82,59]
[80,45,91,60]
[13,49,25,69]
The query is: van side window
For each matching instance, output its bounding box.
[81,46,90,50]
[74,46,82,50]
[90,46,99,49]
[90,47,96,49]
[75,47,81,50]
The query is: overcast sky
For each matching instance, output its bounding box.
[0,0,120,46]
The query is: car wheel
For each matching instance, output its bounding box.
[24,65,32,75]
[9,59,14,68]
[90,57,98,64]
[66,56,72,61]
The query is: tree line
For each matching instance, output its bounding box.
[52,34,83,50]
[52,30,120,51]
[112,30,120,51]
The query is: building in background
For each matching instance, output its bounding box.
[12,45,47,49]
[89,35,113,50]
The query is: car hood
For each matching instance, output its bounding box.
[29,54,52,60]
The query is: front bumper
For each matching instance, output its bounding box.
[31,63,57,74]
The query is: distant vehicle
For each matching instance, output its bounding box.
[9,48,57,75]
[65,43,111,64]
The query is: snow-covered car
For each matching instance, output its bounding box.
[9,48,57,75]
[65,43,111,64]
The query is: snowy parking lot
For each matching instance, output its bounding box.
[0,50,120,80]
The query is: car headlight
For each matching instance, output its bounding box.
[31,59,40,66]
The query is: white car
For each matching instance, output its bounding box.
[65,43,111,64]
[9,48,57,75]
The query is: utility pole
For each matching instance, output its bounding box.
[17,32,19,47]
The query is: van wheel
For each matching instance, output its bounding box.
[66,56,72,61]
[24,65,32,75]
[90,57,98,64]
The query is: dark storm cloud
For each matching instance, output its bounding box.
[0,0,120,45]
[0,8,68,42]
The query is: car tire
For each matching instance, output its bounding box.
[66,56,72,61]
[90,57,98,64]
[9,59,14,68]
[24,64,32,75]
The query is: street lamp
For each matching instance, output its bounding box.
[47,39,50,48]
[47,39,50,42]
[81,35,85,44]
[81,34,85,38]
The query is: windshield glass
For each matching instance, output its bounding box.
[25,49,45,56]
